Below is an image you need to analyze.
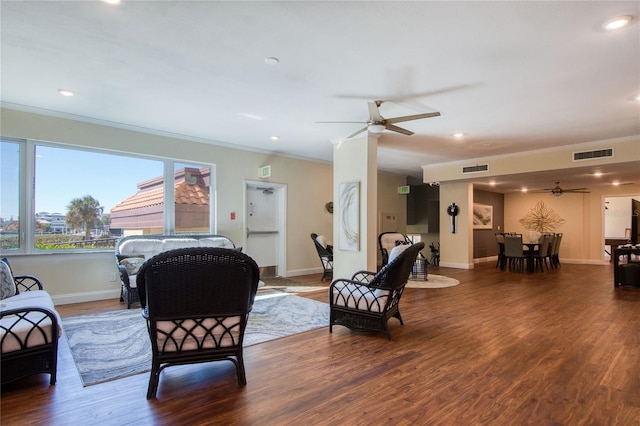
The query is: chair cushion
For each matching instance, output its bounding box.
[199,237,235,249]
[118,239,164,260]
[0,260,17,300]
[161,238,199,251]
[119,257,145,275]
[331,283,389,312]
[1,290,61,353]
[153,316,242,351]
[316,235,328,248]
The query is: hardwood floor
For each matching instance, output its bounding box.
[2,263,639,425]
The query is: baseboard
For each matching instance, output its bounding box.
[286,267,323,277]
[439,262,474,269]
[52,289,120,306]
[474,256,498,264]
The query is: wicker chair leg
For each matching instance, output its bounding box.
[235,357,247,385]
[394,311,404,325]
[147,366,161,399]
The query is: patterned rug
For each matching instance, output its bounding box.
[260,276,328,295]
[63,293,329,386]
[406,274,460,288]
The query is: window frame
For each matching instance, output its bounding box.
[2,138,216,255]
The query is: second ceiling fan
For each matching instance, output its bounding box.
[543,181,590,196]
[317,100,440,139]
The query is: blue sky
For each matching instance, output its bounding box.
[1,142,165,219]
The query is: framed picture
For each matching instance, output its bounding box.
[338,181,360,251]
[473,203,493,229]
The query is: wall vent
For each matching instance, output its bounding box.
[573,148,613,161]
[462,164,489,174]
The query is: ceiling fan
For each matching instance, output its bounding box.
[543,181,590,196]
[317,100,440,139]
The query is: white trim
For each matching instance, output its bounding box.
[439,261,474,269]
[52,289,120,306]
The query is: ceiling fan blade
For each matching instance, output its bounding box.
[368,102,384,122]
[385,123,414,136]
[335,84,480,102]
[565,188,588,191]
[346,126,369,139]
[386,111,441,124]
[564,190,590,193]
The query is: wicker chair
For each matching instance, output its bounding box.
[311,233,333,281]
[0,262,60,386]
[136,247,260,399]
[329,242,425,340]
[378,232,412,266]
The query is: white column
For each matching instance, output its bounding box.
[332,134,379,278]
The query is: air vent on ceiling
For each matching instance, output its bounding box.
[573,148,613,161]
[462,164,489,174]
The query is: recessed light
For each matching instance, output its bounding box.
[264,57,279,65]
[521,188,528,193]
[612,182,621,186]
[603,15,632,30]
[593,172,603,177]
[102,0,121,4]
[270,136,280,141]
[635,95,640,101]
[58,89,74,97]
[452,133,465,138]
[489,181,496,186]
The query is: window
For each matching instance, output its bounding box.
[0,140,216,253]
[0,140,20,251]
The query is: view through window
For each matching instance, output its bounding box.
[0,140,215,253]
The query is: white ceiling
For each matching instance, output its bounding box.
[1,1,639,192]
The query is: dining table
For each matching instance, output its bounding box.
[523,242,539,273]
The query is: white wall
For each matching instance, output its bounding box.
[605,196,639,238]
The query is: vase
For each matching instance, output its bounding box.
[525,230,541,243]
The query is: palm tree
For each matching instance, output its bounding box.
[66,195,104,241]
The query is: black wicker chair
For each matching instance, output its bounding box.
[329,242,425,340]
[311,233,333,281]
[136,247,260,399]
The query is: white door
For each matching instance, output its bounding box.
[244,181,286,276]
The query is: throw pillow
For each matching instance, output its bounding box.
[120,257,145,275]
[389,243,412,263]
[0,260,17,300]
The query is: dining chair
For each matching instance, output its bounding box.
[503,234,526,272]
[533,234,552,271]
[550,233,563,268]
[495,233,506,270]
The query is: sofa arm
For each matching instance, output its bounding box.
[13,275,44,292]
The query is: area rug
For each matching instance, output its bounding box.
[406,274,460,289]
[260,276,328,294]
[63,293,329,386]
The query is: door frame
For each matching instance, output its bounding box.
[244,180,287,277]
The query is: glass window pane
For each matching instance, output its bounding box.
[174,163,211,234]
[0,141,20,251]
[35,145,163,249]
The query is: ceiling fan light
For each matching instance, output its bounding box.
[368,124,385,134]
